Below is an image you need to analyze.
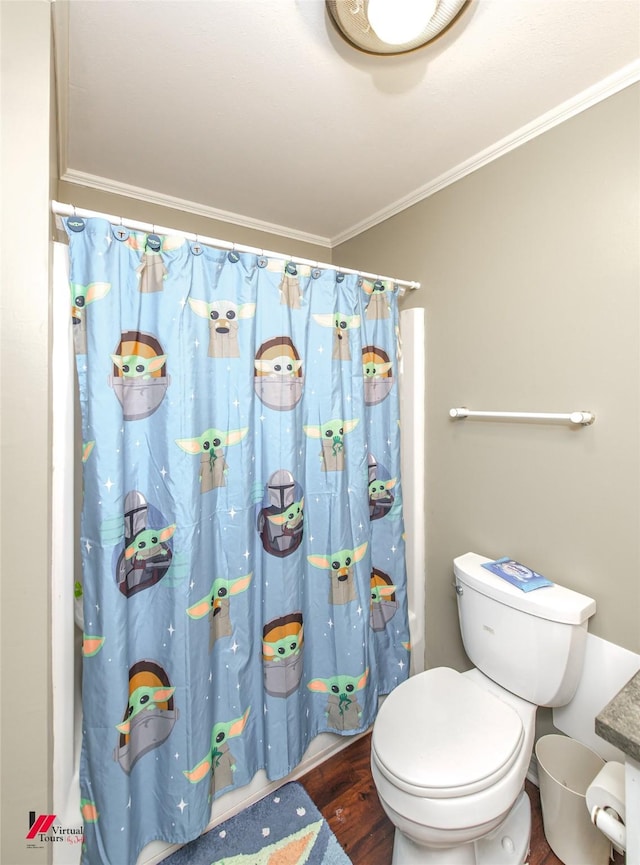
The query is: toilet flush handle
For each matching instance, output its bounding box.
[454,582,463,596]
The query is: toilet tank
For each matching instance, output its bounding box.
[454,552,596,707]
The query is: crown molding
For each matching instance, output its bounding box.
[331,60,640,247]
[55,21,639,254]
[60,169,333,249]
[52,0,331,251]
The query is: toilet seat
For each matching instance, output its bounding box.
[371,667,525,799]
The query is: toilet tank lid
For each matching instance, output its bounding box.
[453,553,596,625]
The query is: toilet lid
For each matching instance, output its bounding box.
[371,667,524,798]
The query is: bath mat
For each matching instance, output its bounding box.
[160,781,353,865]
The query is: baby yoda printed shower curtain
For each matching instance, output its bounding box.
[66,217,410,865]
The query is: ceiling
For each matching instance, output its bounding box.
[56,0,640,247]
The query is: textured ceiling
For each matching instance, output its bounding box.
[58,0,640,245]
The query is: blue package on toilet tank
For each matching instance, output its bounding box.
[481,557,554,591]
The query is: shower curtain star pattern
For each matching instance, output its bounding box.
[66,217,410,865]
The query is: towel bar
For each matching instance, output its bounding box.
[449,408,595,425]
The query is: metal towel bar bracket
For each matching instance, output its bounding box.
[449,408,595,425]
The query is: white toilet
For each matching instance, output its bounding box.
[371,551,597,865]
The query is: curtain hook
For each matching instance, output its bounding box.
[114,214,129,242]
[192,233,203,256]
[146,225,161,251]
[67,204,86,232]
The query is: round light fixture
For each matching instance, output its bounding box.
[367,0,438,45]
[326,0,469,55]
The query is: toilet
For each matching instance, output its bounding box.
[371,551,597,865]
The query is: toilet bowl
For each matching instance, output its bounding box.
[372,668,536,864]
[370,552,597,865]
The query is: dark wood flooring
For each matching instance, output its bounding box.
[299,732,564,865]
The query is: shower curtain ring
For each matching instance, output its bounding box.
[285,257,297,276]
[114,215,129,242]
[67,205,86,232]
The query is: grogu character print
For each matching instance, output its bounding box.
[82,441,95,463]
[362,278,393,319]
[176,426,248,492]
[82,635,105,657]
[115,490,175,598]
[80,800,99,825]
[69,281,110,355]
[262,613,304,698]
[126,232,185,293]
[254,337,303,410]
[367,454,396,520]
[303,417,359,472]
[187,573,252,650]
[188,298,256,358]
[362,345,393,406]
[184,708,250,797]
[370,568,398,631]
[279,263,302,308]
[113,660,178,774]
[307,542,368,605]
[307,670,369,732]
[257,470,304,557]
[312,313,361,361]
[109,331,170,420]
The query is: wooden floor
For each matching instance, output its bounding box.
[299,732,565,865]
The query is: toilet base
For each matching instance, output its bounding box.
[391,790,531,865]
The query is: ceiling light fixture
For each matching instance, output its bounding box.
[367,0,438,45]
[326,0,469,55]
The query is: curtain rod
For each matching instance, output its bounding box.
[51,201,420,291]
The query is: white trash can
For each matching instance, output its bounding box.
[535,734,610,865]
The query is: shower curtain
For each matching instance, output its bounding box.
[65,217,410,865]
